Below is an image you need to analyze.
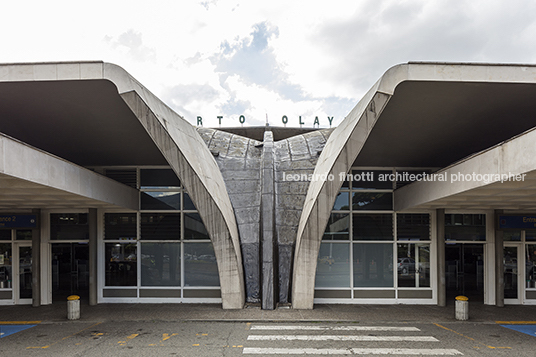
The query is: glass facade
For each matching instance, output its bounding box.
[315,168,432,301]
[102,167,220,300]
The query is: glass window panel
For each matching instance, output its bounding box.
[397,243,430,288]
[418,245,431,288]
[141,191,181,210]
[105,169,137,188]
[315,243,350,287]
[352,192,393,211]
[16,229,32,240]
[504,246,518,298]
[322,213,350,241]
[503,231,521,241]
[184,243,220,286]
[526,230,536,241]
[526,245,536,288]
[397,244,414,287]
[105,243,137,286]
[445,214,486,241]
[0,230,11,240]
[183,192,196,210]
[463,214,472,225]
[0,243,12,288]
[140,169,180,189]
[141,243,180,286]
[472,214,484,226]
[141,214,180,240]
[104,213,137,241]
[50,213,89,240]
[350,170,393,190]
[353,214,393,241]
[332,192,350,211]
[353,243,393,287]
[19,246,32,298]
[397,214,430,241]
[341,176,350,189]
[184,213,209,240]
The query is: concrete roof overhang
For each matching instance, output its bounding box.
[395,126,536,212]
[0,133,139,211]
[355,63,536,168]
[0,62,167,166]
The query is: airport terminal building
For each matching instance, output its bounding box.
[1,61,536,309]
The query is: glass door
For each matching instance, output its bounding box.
[15,243,32,304]
[504,244,522,303]
[51,243,89,301]
[445,243,484,301]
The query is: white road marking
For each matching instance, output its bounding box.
[243,347,463,355]
[251,325,420,331]
[247,335,438,341]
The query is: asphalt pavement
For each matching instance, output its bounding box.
[2,302,536,356]
[1,300,536,324]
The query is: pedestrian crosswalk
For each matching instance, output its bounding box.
[243,324,462,355]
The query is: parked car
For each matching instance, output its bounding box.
[397,258,416,274]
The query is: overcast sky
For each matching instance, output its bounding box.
[2,0,536,128]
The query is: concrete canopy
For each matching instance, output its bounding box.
[0,71,167,166]
[0,62,244,308]
[395,126,536,212]
[0,133,138,210]
[292,62,536,309]
[355,79,536,168]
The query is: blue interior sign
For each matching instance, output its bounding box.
[0,215,37,228]
[499,215,536,229]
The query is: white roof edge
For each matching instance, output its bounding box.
[377,62,536,95]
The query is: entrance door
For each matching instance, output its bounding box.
[51,243,89,301]
[445,243,484,301]
[15,243,32,304]
[504,244,522,303]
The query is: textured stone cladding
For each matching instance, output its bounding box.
[197,127,333,306]
[197,128,263,303]
[273,129,332,303]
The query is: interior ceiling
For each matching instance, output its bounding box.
[355,81,536,168]
[0,80,167,167]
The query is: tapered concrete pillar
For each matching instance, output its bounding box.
[88,208,98,306]
[495,210,504,307]
[261,130,276,310]
[436,209,446,307]
[31,209,41,307]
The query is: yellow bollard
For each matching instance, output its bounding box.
[455,295,468,320]
[67,295,80,320]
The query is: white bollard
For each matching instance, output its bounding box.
[455,296,469,321]
[67,295,80,320]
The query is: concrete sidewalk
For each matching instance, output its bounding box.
[2,302,535,324]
